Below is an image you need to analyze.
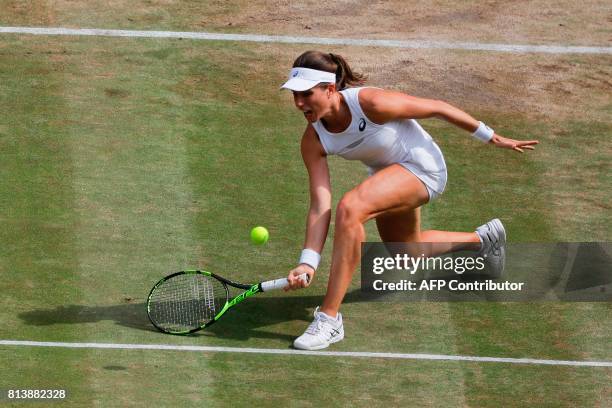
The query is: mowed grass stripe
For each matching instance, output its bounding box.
[425,118,610,405]
[176,42,346,404]
[413,119,553,406]
[385,117,555,405]
[55,37,216,399]
[0,36,89,395]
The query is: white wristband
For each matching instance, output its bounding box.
[299,248,321,270]
[473,121,494,143]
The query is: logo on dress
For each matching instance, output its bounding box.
[359,118,366,132]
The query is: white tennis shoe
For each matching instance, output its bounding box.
[293,307,344,350]
[476,218,507,279]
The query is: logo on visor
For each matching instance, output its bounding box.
[292,71,299,77]
[359,118,366,132]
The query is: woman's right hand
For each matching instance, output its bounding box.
[285,264,315,291]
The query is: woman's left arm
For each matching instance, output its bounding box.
[360,88,539,153]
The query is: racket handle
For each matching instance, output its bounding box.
[261,273,309,292]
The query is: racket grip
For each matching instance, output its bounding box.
[261,273,309,292]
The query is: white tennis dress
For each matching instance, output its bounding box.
[312,87,448,200]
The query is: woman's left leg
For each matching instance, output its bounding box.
[376,206,482,256]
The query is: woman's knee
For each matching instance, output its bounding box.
[336,191,368,225]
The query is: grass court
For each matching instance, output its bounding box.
[1,1,611,406]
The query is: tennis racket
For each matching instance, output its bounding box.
[146,270,308,334]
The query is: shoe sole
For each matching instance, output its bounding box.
[293,332,344,351]
[489,218,506,246]
[488,218,506,278]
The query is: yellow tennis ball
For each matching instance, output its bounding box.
[250,226,269,245]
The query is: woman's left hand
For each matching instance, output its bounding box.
[491,134,539,153]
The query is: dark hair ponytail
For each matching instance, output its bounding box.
[292,50,367,90]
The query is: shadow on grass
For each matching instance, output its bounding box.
[17,290,369,342]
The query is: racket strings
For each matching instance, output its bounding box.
[148,274,227,332]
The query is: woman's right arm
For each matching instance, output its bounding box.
[286,124,332,290]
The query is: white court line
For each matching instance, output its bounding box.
[1,26,611,55]
[1,340,611,367]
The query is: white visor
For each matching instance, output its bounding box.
[280,68,336,91]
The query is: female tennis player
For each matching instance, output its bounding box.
[282,51,538,350]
